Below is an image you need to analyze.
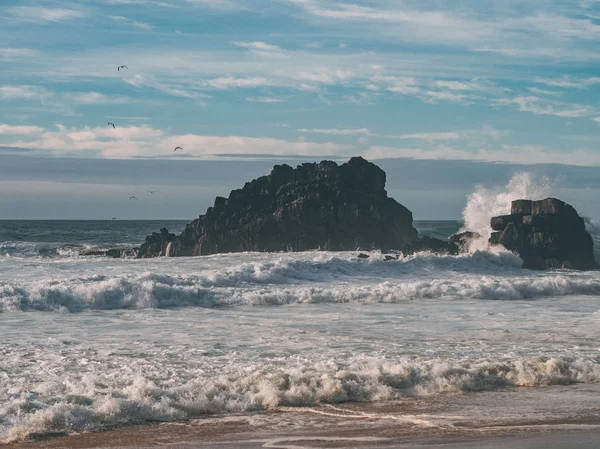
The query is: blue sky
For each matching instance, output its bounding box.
[1,0,600,219]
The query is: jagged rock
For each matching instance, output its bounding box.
[138,157,420,257]
[449,231,482,253]
[138,228,178,258]
[384,255,399,261]
[489,198,597,270]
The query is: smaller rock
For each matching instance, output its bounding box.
[449,231,482,253]
[357,253,370,259]
[384,255,398,261]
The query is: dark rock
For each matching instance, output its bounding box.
[137,228,178,258]
[138,157,419,257]
[491,214,522,231]
[384,255,398,261]
[511,199,532,216]
[489,232,501,246]
[449,231,482,253]
[357,253,370,259]
[489,198,597,270]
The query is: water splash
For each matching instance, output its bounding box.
[462,172,552,250]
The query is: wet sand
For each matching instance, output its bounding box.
[4,384,600,449]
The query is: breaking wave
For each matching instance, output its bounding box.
[3,355,599,442]
[2,251,600,312]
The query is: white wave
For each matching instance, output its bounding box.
[462,172,552,251]
[2,355,599,442]
[584,218,600,264]
[1,252,599,312]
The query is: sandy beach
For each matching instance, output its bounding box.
[4,384,599,449]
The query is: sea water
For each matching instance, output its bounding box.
[1,176,599,442]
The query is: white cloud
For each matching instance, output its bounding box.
[423,91,469,103]
[4,124,346,159]
[0,124,44,135]
[9,6,86,23]
[125,74,208,99]
[0,85,54,100]
[528,87,561,96]
[109,15,153,31]
[434,80,480,91]
[369,76,420,94]
[595,117,600,125]
[362,144,600,166]
[535,76,600,89]
[200,76,277,89]
[246,97,283,103]
[234,41,283,52]
[498,96,593,118]
[64,92,132,105]
[297,128,370,135]
[0,48,39,60]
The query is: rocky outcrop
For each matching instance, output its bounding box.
[449,231,482,253]
[489,198,597,270]
[139,157,420,257]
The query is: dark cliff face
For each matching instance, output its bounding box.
[489,198,597,270]
[138,157,419,257]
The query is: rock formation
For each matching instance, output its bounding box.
[138,157,421,257]
[489,198,597,270]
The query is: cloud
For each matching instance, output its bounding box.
[362,145,600,166]
[234,41,283,53]
[9,6,86,23]
[595,117,600,125]
[423,91,470,104]
[199,76,277,89]
[535,76,600,89]
[434,80,480,91]
[0,124,44,135]
[527,87,561,96]
[497,96,594,118]
[297,128,370,135]
[0,85,54,100]
[0,48,39,60]
[369,76,420,94]
[3,124,347,159]
[109,15,153,30]
[125,74,208,99]
[246,97,283,103]
[63,92,132,104]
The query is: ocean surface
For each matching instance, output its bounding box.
[1,208,600,442]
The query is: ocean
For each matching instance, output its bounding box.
[1,212,600,443]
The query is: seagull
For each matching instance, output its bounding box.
[129,196,137,200]
[118,65,129,71]
[112,217,117,220]
[174,146,183,152]
[147,190,158,194]
[107,122,115,129]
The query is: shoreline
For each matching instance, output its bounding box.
[4,384,600,449]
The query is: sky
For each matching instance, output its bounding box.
[1,0,600,219]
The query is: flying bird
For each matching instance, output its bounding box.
[129,196,137,200]
[118,65,128,71]
[147,190,158,194]
[174,146,183,152]
[107,122,115,129]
